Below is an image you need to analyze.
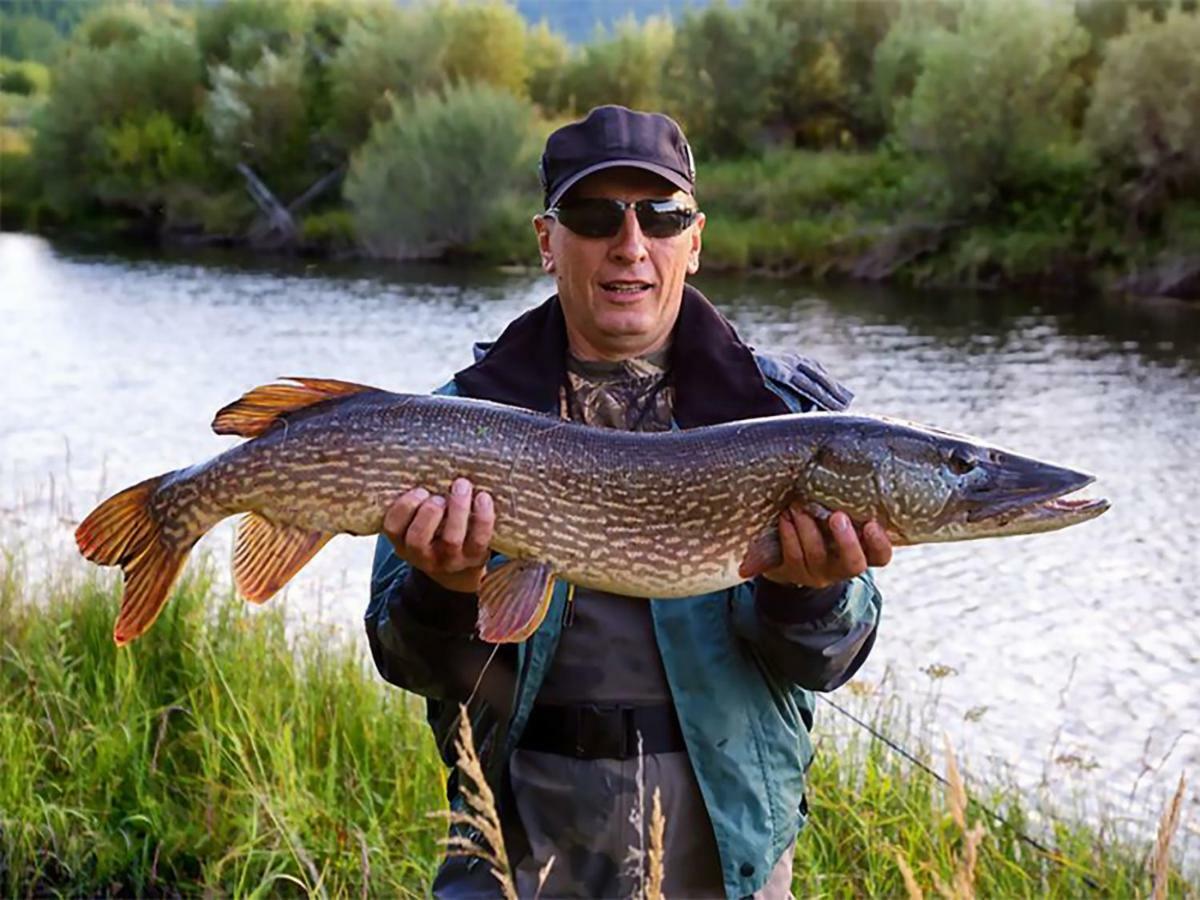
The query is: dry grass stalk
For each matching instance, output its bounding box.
[434,705,517,900]
[894,852,925,900]
[910,739,985,900]
[646,786,665,900]
[1150,773,1186,900]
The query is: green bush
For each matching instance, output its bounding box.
[325,3,445,151]
[195,0,312,71]
[33,16,206,219]
[665,1,794,157]
[897,0,1089,213]
[346,83,537,258]
[559,15,674,115]
[299,208,357,252]
[701,149,907,222]
[0,148,47,229]
[0,67,34,96]
[1085,9,1200,223]
[434,0,530,98]
[206,45,311,196]
[524,20,570,114]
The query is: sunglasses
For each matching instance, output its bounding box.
[546,198,699,239]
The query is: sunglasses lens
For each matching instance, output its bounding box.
[552,199,697,239]
[554,200,625,238]
[638,202,695,238]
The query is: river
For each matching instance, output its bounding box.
[1,231,1197,856]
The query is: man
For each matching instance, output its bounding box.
[365,106,891,899]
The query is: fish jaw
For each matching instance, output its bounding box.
[924,458,1110,542]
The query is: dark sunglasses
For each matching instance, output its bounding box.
[546,198,699,239]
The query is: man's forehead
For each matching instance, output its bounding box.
[570,167,691,201]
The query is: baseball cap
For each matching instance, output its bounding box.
[539,105,696,209]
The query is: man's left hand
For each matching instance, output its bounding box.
[757,506,893,589]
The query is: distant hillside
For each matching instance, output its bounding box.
[514,0,728,43]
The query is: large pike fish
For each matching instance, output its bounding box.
[76,378,1108,646]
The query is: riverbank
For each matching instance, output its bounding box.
[6,146,1199,302]
[1,550,1193,897]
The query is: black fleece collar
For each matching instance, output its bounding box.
[454,284,791,428]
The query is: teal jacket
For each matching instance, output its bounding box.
[365,287,883,898]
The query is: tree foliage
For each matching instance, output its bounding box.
[666,1,794,157]
[897,0,1090,210]
[346,83,536,257]
[559,16,673,115]
[33,12,207,219]
[1085,8,1200,224]
[434,0,530,97]
[206,47,310,182]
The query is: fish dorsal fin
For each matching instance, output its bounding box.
[477,559,556,643]
[233,512,333,603]
[212,377,379,438]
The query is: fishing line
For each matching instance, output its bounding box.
[818,695,1102,892]
[437,642,502,761]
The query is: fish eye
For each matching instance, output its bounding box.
[948,448,976,475]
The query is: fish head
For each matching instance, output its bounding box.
[871,422,1110,543]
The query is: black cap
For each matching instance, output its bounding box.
[539,105,696,209]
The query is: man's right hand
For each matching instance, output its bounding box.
[383,478,495,593]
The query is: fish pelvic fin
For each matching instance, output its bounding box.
[75,475,191,646]
[477,559,556,643]
[738,527,783,579]
[233,513,333,603]
[211,377,380,438]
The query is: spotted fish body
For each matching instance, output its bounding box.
[76,378,1108,645]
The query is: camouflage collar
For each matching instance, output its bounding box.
[453,284,791,428]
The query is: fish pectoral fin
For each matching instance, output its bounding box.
[233,513,334,604]
[738,528,783,579]
[477,560,556,643]
[212,377,381,438]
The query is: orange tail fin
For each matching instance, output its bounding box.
[75,475,191,646]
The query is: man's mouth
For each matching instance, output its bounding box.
[599,280,654,296]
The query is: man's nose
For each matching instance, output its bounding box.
[608,208,648,263]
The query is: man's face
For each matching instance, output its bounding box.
[533,168,705,361]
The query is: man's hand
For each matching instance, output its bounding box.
[760,506,893,589]
[382,478,495,593]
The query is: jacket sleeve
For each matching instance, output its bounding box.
[365,535,517,712]
[731,572,882,692]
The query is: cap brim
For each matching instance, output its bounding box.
[546,159,693,209]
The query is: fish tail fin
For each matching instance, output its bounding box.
[75,475,192,646]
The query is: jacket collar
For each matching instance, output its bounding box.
[454,283,790,428]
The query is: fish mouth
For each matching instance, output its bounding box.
[965,465,1110,531]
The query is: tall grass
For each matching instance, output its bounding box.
[0,550,444,897]
[1,549,1195,897]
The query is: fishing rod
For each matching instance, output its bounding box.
[818,695,1103,892]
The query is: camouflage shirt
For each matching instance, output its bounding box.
[510,347,795,899]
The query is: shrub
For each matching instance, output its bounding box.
[0,66,34,96]
[346,83,537,258]
[524,20,570,114]
[325,3,444,151]
[559,15,674,115]
[1084,9,1200,226]
[205,46,310,191]
[897,0,1089,213]
[433,0,530,98]
[665,1,794,157]
[34,17,206,218]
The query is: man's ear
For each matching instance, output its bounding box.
[533,215,555,273]
[687,212,705,275]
